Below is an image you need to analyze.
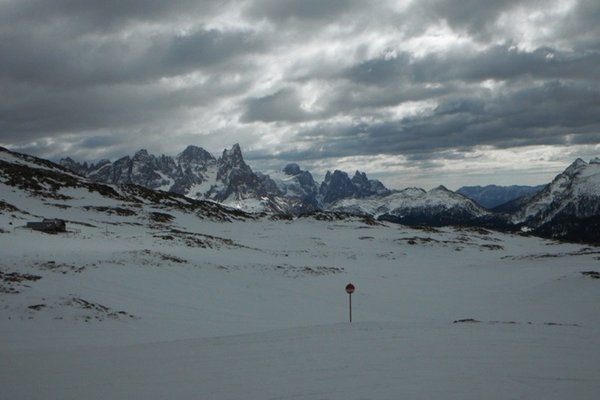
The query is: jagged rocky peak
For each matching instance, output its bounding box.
[351,171,369,195]
[132,149,153,162]
[177,145,215,165]
[351,170,390,196]
[112,155,132,170]
[211,143,274,202]
[217,143,252,180]
[59,157,88,175]
[59,156,77,167]
[277,163,318,206]
[351,171,369,187]
[320,169,391,204]
[282,163,316,186]
[430,185,450,193]
[323,170,350,184]
[563,158,587,176]
[320,170,356,204]
[283,163,302,176]
[220,143,245,165]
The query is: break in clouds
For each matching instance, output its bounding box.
[1,0,599,187]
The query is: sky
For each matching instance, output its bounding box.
[1,0,600,190]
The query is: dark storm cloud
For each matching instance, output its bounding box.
[259,36,599,162]
[0,0,262,145]
[342,46,600,88]
[0,27,266,87]
[0,0,230,32]
[0,73,253,141]
[287,80,600,160]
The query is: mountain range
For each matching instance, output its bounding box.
[60,144,391,215]
[1,145,599,243]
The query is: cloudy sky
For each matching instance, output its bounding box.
[1,0,599,189]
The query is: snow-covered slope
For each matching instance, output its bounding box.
[2,146,600,399]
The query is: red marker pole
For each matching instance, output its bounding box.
[349,292,352,323]
[345,283,355,323]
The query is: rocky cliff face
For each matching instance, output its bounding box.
[60,144,280,209]
[319,170,390,205]
[170,145,216,195]
[275,163,319,213]
[210,144,277,202]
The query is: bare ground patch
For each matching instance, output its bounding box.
[453,318,580,327]
[0,271,42,294]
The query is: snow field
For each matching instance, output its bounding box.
[1,202,600,399]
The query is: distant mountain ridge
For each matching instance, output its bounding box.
[331,186,493,227]
[457,185,545,209]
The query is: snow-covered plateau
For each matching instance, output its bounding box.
[2,147,600,399]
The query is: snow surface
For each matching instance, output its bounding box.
[2,161,600,399]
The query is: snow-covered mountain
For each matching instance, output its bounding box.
[60,145,391,214]
[61,145,268,202]
[512,158,600,242]
[319,170,391,205]
[331,158,600,241]
[457,184,545,209]
[331,186,496,227]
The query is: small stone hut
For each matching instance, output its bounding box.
[26,219,66,233]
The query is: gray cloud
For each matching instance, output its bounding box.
[0,27,266,88]
[406,0,526,39]
[342,45,600,88]
[0,0,231,33]
[245,0,364,22]
[240,88,314,123]
[287,80,600,160]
